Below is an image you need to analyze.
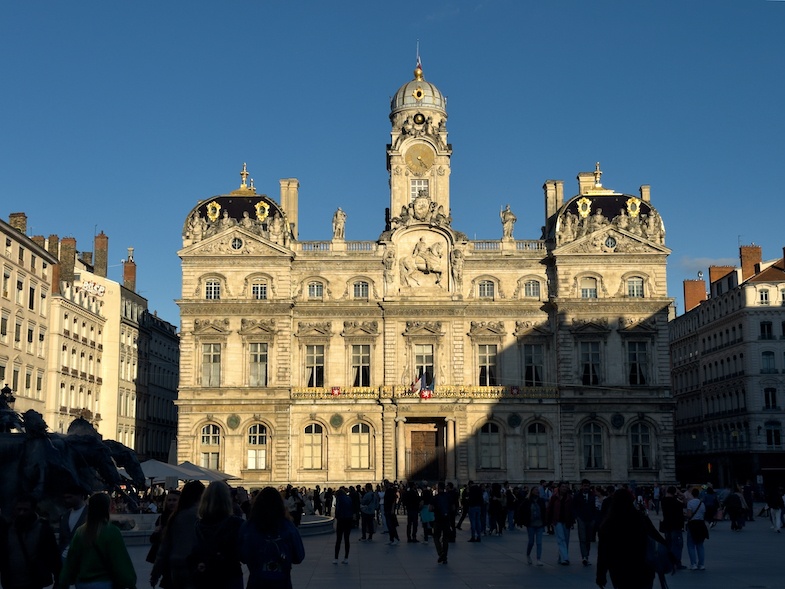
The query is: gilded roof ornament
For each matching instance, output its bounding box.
[593,162,603,187]
[230,162,257,195]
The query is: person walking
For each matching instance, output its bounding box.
[724,485,747,531]
[596,489,671,589]
[547,481,574,565]
[146,490,180,585]
[572,478,597,566]
[466,481,483,542]
[151,480,205,589]
[518,486,547,566]
[59,492,137,589]
[430,482,454,564]
[660,486,686,568]
[239,487,304,589]
[766,486,784,532]
[188,481,244,589]
[58,486,88,564]
[0,495,61,589]
[383,482,401,545]
[685,487,708,570]
[402,482,421,542]
[332,487,353,564]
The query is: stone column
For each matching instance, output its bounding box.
[446,418,456,482]
[396,417,407,480]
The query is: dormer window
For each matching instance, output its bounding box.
[760,289,770,305]
[308,282,324,300]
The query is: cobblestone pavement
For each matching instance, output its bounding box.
[129,506,782,589]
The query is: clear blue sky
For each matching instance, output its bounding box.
[2,1,783,324]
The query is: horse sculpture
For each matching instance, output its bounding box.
[0,410,146,516]
[400,239,445,287]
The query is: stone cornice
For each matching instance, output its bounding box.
[178,301,294,315]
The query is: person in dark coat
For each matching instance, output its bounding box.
[518,486,547,566]
[596,489,670,589]
[659,486,686,569]
[0,496,61,589]
[572,478,598,566]
[333,487,353,564]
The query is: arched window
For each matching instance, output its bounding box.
[581,422,604,469]
[524,279,541,298]
[205,279,221,300]
[308,282,324,299]
[478,280,495,299]
[580,277,598,299]
[630,422,651,468]
[247,424,267,470]
[527,423,548,469]
[353,281,369,299]
[479,422,502,469]
[350,423,371,469]
[627,277,644,298]
[303,423,323,469]
[200,424,221,469]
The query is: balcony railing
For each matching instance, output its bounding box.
[291,385,559,400]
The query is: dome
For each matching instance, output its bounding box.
[390,63,446,116]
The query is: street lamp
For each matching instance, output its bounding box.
[0,384,16,432]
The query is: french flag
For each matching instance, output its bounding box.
[411,373,424,395]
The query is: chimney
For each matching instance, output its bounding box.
[8,213,27,233]
[639,185,651,202]
[577,172,595,195]
[94,232,108,278]
[683,279,707,313]
[543,180,564,220]
[51,262,61,295]
[81,251,93,267]
[47,235,59,259]
[31,235,45,249]
[123,247,136,292]
[708,265,734,284]
[280,178,300,240]
[60,237,77,285]
[740,244,762,281]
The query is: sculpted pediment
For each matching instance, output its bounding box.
[193,318,231,335]
[239,318,276,337]
[468,321,506,337]
[179,228,292,257]
[514,320,552,338]
[567,317,611,336]
[341,321,380,337]
[618,316,658,336]
[554,228,670,255]
[403,321,444,337]
[296,321,333,338]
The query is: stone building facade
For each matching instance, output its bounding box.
[177,63,675,487]
[670,246,785,488]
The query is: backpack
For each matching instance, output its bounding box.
[251,532,292,587]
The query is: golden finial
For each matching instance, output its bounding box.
[593,162,603,187]
[240,162,249,188]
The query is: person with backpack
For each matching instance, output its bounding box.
[188,482,244,589]
[430,482,455,564]
[239,487,304,589]
[332,487,353,564]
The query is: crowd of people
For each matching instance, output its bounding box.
[1,477,782,589]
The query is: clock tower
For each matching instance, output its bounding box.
[387,61,452,224]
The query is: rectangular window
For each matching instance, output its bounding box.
[766,426,782,448]
[410,178,430,200]
[478,344,497,386]
[351,344,371,387]
[201,453,219,470]
[0,315,7,343]
[205,280,220,300]
[201,343,221,386]
[414,343,434,389]
[628,341,648,385]
[16,280,24,304]
[18,246,24,264]
[252,282,267,300]
[523,343,544,386]
[760,322,774,340]
[2,270,9,298]
[305,344,325,387]
[14,321,22,345]
[580,341,601,385]
[627,277,644,298]
[28,286,35,310]
[760,289,770,305]
[249,343,268,386]
[580,277,598,299]
[764,388,777,409]
[308,282,323,299]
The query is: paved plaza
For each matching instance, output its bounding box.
[129,506,782,589]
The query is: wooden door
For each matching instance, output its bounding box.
[410,431,439,481]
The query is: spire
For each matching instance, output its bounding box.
[593,162,603,187]
[240,162,249,189]
[414,39,423,80]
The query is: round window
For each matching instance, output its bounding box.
[231,237,243,250]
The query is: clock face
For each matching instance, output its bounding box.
[405,144,435,174]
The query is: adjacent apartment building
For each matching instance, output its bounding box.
[176,63,676,487]
[670,245,785,488]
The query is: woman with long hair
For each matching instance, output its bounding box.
[596,489,670,589]
[146,490,181,583]
[239,487,305,589]
[519,486,547,566]
[189,482,244,589]
[59,492,137,589]
[151,480,205,589]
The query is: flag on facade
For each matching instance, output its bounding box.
[419,387,432,399]
[411,373,424,395]
[331,386,341,396]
